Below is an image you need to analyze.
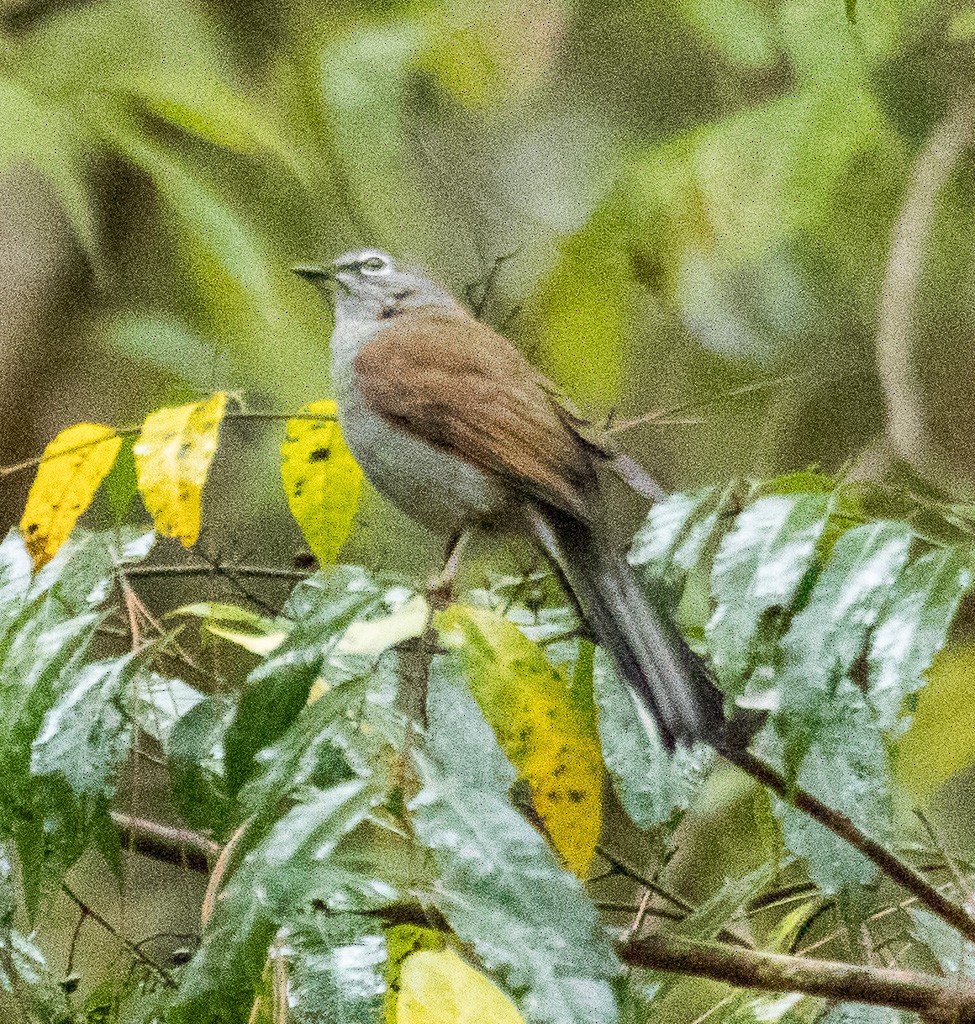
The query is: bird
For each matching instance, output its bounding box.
[293,248,734,751]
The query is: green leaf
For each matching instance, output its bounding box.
[758,521,919,891]
[867,547,971,732]
[819,1006,920,1024]
[533,222,634,403]
[30,656,134,798]
[437,604,603,876]
[179,779,379,1006]
[134,671,207,747]
[31,527,154,611]
[223,567,387,794]
[289,914,387,1024]
[592,648,710,828]
[706,493,830,699]
[911,908,975,978]
[773,713,891,892]
[0,80,98,262]
[426,653,517,797]
[628,485,726,594]
[776,520,915,743]
[674,864,774,940]
[320,19,439,255]
[679,0,778,69]
[409,752,619,1024]
[167,693,235,836]
[172,601,292,655]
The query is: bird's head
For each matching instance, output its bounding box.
[293,249,459,322]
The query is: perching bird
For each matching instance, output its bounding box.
[293,248,732,751]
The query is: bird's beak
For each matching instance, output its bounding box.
[291,262,334,282]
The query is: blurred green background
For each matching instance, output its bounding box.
[5,0,975,1014]
[6,0,974,533]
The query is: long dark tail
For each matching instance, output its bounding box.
[526,504,735,751]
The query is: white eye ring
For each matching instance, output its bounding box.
[360,255,390,275]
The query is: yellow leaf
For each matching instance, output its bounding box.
[397,949,525,1024]
[384,925,445,1024]
[133,392,227,547]
[437,605,602,876]
[281,400,362,564]
[20,423,123,570]
[896,643,975,799]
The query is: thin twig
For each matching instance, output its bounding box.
[65,907,89,978]
[0,411,336,481]
[724,747,975,945]
[61,882,177,988]
[124,564,312,582]
[110,810,220,873]
[595,845,754,949]
[606,374,808,436]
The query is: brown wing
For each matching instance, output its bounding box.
[353,309,606,521]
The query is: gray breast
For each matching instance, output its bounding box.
[331,340,506,536]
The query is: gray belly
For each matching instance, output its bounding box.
[335,374,506,536]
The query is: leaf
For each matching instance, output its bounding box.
[426,655,518,798]
[754,520,918,892]
[592,649,710,828]
[398,949,527,1024]
[133,392,227,546]
[0,80,97,263]
[438,605,603,876]
[673,863,774,940]
[627,485,724,594]
[31,527,154,612]
[30,656,134,800]
[321,21,440,255]
[385,926,446,1024]
[896,644,975,799]
[179,780,378,1006]
[409,752,620,1024]
[533,223,633,403]
[776,520,915,744]
[911,908,975,978]
[281,401,363,565]
[223,568,387,794]
[167,693,235,835]
[172,601,292,655]
[20,424,123,570]
[705,493,830,699]
[289,914,388,1024]
[133,671,206,747]
[867,547,971,732]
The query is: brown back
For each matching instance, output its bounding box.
[353,308,607,522]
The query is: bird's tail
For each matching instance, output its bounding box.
[526,505,734,751]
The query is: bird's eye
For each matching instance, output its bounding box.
[360,255,389,274]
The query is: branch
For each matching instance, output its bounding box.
[620,930,975,1024]
[111,809,975,1019]
[111,810,220,874]
[724,747,975,946]
[123,564,312,582]
[876,103,975,478]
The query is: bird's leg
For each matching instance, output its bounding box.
[427,529,470,609]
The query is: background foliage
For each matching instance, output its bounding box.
[3,0,975,1021]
